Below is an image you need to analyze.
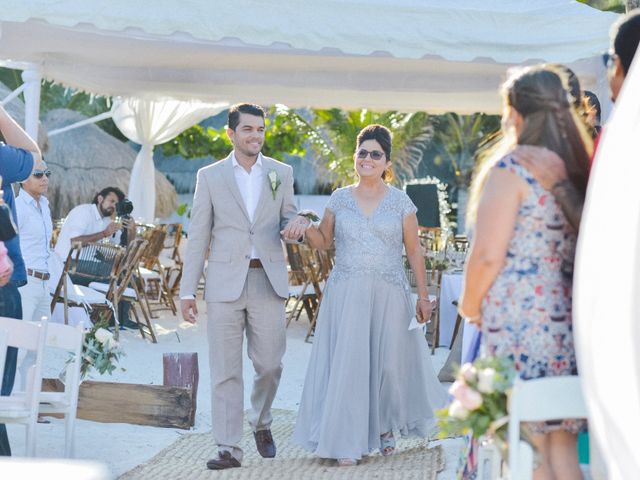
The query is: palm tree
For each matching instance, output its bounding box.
[276,107,434,187]
[431,113,501,231]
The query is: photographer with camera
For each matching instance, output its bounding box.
[54,186,136,259]
[54,186,138,330]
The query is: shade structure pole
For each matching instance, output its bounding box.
[21,65,42,140]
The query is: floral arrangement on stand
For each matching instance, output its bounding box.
[77,320,126,379]
[437,356,518,454]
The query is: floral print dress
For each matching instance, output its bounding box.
[481,156,584,434]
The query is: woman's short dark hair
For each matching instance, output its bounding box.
[356,124,393,181]
[228,103,266,131]
[93,187,125,205]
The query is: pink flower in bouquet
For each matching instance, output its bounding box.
[459,363,477,383]
[449,380,483,410]
[0,242,10,274]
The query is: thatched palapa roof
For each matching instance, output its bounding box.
[43,109,177,219]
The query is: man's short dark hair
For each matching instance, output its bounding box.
[612,10,640,75]
[93,187,125,205]
[228,104,265,131]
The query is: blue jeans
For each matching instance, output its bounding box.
[0,282,23,456]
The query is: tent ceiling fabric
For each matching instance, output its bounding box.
[0,1,618,112]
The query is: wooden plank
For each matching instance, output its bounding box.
[163,352,199,427]
[42,378,193,429]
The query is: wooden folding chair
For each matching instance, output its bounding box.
[50,242,124,328]
[285,243,318,327]
[138,226,177,317]
[303,247,332,343]
[89,238,156,342]
[426,268,444,354]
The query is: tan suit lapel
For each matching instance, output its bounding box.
[222,155,251,222]
[252,157,275,227]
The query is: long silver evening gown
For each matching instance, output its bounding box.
[292,185,447,460]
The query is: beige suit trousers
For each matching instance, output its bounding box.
[207,267,286,461]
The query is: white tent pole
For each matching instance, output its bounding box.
[21,65,42,140]
[48,110,113,137]
[0,83,26,106]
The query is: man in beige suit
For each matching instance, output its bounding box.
[180,104,310,470]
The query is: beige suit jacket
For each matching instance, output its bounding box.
[179,153,298,302]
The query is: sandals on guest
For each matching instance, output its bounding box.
[380,431,396,456]
[337,458,357,467]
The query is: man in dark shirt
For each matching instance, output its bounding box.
[0,104,41,456]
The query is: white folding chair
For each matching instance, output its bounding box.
[0,316,48,457]
[38,322,85,458]
[0,329,7,382]
[507,375,588,480]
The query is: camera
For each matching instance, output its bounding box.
[116,198,134,217]
[116,198,134,247]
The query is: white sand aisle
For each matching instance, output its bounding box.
[6,299,463,478]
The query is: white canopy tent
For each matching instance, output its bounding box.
[0,0,618,219]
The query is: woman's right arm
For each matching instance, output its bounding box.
[458,168,525,324]
[305,209,335,250]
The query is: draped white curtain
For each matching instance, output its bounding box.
[111,98,227,222]
[574,57,640,480]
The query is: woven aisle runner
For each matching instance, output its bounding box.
[120,410,445,479]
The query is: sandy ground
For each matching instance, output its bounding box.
[5,299,464,478]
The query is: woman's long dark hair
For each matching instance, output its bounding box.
[507,67,591,195]
[467,66,592,228]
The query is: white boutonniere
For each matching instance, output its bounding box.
[268,170,281,199]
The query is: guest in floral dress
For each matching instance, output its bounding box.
[285,125,447,466]
[459,66,592,480]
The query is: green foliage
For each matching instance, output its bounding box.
[437,356,517,443]
[0,67,125,141]
[578,0,625,13]
[278,108,433,187]
[162,124,232,159]
[77,319,125,379]
[432,113,500,187]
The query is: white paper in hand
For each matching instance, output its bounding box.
[408,316,423,331]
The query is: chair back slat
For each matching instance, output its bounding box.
[508,376,587,478]
[141,227,168,270]
[45,321,85,352]
[0,317,47,351]
[0,329,7,380]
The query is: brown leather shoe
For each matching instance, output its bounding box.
[206,451,241,470]
[254,429,276,458]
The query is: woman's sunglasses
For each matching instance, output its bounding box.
[32,169,52,179]
[356,149,385,160]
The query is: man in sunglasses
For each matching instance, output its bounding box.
[14,160,53,405]
[512,10,640,232]
[0,105,42,456]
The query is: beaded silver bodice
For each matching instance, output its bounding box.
[326,186,417,288]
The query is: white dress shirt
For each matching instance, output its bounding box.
[54,203,120,260]
[16,189,53,273]
[232,152,264,259]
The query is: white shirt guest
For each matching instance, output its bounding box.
[16,161,53,325]
[54,186,135,260]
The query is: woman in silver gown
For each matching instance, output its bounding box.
[286,124,447,466]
